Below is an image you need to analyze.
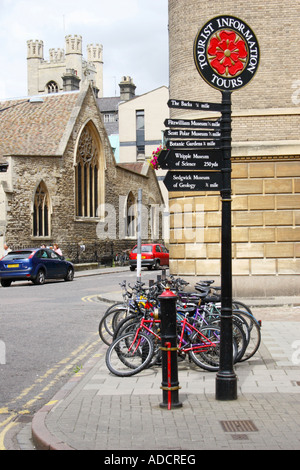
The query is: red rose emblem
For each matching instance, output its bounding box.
[207,30,248,77]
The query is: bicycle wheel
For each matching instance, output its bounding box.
[188,326,238,371]
[114,316,161,367]
[105,331,154,377]
[98,306,129,345]
[112,306,135,332]
[209,316,248,363]
[233,310,261,361]
[98,310,116,345]
[113,315,140,339]
[188,326,222,371]
[232,300,253,316]
[232,318,248,362]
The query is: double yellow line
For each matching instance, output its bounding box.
[0,333,100,450]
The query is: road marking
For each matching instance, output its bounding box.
[82,295,101,302]
[81,291,122,303]
[0,419,17,450]
[0,333,100,450]
[45,400,59,407]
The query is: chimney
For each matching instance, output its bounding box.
[119,76,136,101]
[62,69,81,91]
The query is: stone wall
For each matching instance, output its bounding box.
[169,159,300,271]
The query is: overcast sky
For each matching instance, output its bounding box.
[0,0,169,100]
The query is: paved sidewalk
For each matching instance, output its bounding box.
[29,278,300,451]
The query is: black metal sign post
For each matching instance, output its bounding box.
[215,90,237,400]
[161,15,259,401]
[192,15,260,401]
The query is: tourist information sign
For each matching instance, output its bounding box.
[158,148,222,170]
[193,15,260,92]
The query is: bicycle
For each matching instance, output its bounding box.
[105,307,239,377]
[98,280,150,345]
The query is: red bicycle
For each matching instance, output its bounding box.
[105,310,237,377]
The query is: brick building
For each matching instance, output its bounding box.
[0,84,163,262]
[168,0,300,295]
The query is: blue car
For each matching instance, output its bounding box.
[0,248,74,287]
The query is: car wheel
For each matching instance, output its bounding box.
[154,260,160,270]
[34,269,45,285]
[130,266,135,271]
[1,279,12,287]
[64,267,74,281]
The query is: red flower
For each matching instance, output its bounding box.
[207,30,248,77]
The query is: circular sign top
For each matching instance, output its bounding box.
[194,15,260,92]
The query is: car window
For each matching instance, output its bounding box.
[132,246,152,253]
[142,246,153,253]
[155,245,161,252]
[2,251,33,260]
[36,250,49,259]
[49,251,60,259]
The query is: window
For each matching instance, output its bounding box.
[136,110,145,158]
[46,81,59,94]
[75,123,102,218]
[36,249,49,259]
[33,181,50,237]
[104,113,116,123]
[126,191,136,237]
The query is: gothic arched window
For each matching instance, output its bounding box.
[33,181,50,237]
[126,191,136,237]
[46,81,59,93]
[75,122,103,218]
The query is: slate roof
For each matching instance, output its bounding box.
[96,96,121,136]
[117,161,149,176]
[0,91,80,162]
[97,96,121,113]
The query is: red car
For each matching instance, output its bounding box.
[129,243,169,271]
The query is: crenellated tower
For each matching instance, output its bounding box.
[26,35,103,97]
[65,34,83,81]
[27,40,44,96]
[87,44,103,97]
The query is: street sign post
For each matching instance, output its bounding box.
[192,15,260,401]
[161,15,260,402]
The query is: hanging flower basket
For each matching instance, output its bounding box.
[149,145,165,170]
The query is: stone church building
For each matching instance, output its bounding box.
[168,0,300,296]
[0,84,164,262]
